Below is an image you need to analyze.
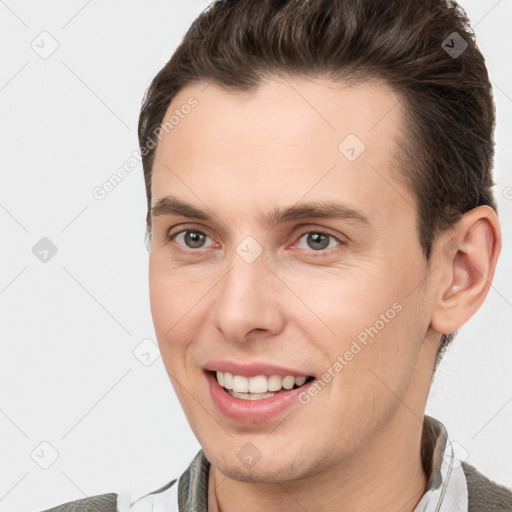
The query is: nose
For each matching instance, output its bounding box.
[211,249,285,343]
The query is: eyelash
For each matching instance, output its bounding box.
[167,227,346,257]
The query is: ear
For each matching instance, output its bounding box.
[430,205,501,335]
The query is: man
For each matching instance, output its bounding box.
[40,0,511,510]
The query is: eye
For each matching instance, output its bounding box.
[296,231,343,253]
[170,229,215,250]
[167,228,345,256]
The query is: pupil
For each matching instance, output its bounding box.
[309,233,328,250]
[186,231,205,248]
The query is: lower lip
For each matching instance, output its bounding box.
[205,371,313,423]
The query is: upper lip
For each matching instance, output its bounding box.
[203,360,312,378]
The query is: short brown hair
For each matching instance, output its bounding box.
[138,0,497,361]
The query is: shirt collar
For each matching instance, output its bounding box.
[414,415,468,512]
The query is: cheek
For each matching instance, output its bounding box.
[148,261,193,363]
[148,259,214,376]
[148,270,173,339]
[307,313,421,446]
[149,257,198,335]
[148,268,199,412]
[310,267,425,399]
[297,269,396,351]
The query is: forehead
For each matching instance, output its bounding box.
[151,77,413,225]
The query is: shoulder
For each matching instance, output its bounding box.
[462,462,512,512]
[36,493,118,512]
[35,477,181,512]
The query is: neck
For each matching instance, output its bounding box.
[209,410,428,512]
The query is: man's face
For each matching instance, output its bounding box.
[148,77,437,482]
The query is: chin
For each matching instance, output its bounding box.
[215,461,309,484]
[206,445,329,484]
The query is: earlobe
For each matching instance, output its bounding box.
[430,206,501,335]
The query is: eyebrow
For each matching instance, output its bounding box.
[151,195,370,227]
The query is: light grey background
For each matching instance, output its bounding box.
[0,1,511,511]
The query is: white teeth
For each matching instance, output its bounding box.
[249,375,268,393]
[214,371,309,393]
[267,375,282,392]
[282,376,295,390]
[223,371,233,390]
[295,376,306,386]
[228,390,275,400]
[232,375,249,393]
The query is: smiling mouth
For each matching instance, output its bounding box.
[210,370,315,400]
